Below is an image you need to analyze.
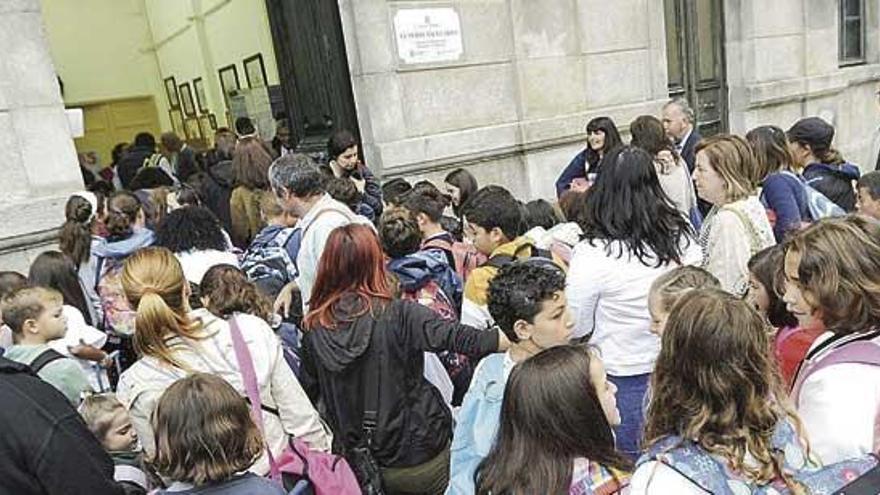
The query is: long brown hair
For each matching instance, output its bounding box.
[783,215,880,335]
[746,125,798,179]
[150,373,263,485]
[304,224,393,330]
[644,288,807,491]
[106,191,142,239]
[232,137,273,189]
[121,247,203,367]
[59,194,94,266]
[199,264,272,322]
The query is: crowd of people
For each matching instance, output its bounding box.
[3,101,880,494]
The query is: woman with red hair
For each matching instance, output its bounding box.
[300,224,506,494]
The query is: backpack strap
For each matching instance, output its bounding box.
[790,339,880,404]
[29,349,66,374]
[639,438,735,494]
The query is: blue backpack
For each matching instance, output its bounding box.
[638,420,879,494]
[240,225,302,299]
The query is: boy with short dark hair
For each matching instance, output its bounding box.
[447,262,574,494]
[856,171,880,220]
[1,287,91,404]
[381,177,413,208]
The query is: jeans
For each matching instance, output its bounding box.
[608,373,651,460]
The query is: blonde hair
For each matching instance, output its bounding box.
[649,266,720,314]
[696,134,760,202]
[0,286,62,334]
[79,393,126,444]
[121,247,202,368]
[150,373,263,485]
[645,288,808,492]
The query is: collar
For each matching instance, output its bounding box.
[678,127,694,148]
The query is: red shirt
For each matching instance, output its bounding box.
[775,323,825,387]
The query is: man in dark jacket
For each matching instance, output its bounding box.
[0,357,124,494]
[117,132,174,189]
[662,97,702,173]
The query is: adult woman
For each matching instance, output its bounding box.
[300,224,506,494]
[629,115,696,221]
[154,206,238,286]
[788,117,860,212]
[633,289,835,493]
[693,135,775,295]
[475,345,631,495]
[443,168,479,220]
[782,216,880,464]
[555,116,623,196]
[115,247,331,475]
[229,137,273,248]
[323,129,383,219]
[566,145,700,459]
[746,125,810,241]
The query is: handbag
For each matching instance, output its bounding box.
[228,315,362,495]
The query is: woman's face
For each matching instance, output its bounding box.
[587,130,606,151]
[747,273,771,317]
[694,151,729,205]
[782,250,818,328]
[337,145,359,171]
[444,182,462,207]
[589,355,620,427]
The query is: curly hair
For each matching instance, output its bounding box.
[155,206,228,253]
[199,265,272,322]
[487,262,566,340]
[644,288,807,491]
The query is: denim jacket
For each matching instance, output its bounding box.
[445,352,507,494]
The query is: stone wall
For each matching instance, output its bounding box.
[0,0,81,273]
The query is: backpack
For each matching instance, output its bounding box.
[422,238,486,283]
[482,242,556,271]
[241,226,301,299]
[638,420,880,494]
[569,460,629,495]
[780,171,845,220]
[96,257,137,337]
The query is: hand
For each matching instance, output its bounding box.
[274,282,298,318]
[352,177,366,193]
[68,340,105,362]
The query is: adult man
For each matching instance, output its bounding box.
[268,153,372,313]
[160,132,200,182]
[116,132,174,189]
[661,98,702,172]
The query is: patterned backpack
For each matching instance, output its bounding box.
[637,420,879,494]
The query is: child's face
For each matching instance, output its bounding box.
[589,354,620,427]
[516,291,574,349]
[857,187,880,220]
[782,250,817,328]
[747,273,771,317]
[103,408,139,453]
[647,292,669,336]
[32,299,67,341]
[463,219,504,256]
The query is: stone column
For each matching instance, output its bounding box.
[0,0,82,272]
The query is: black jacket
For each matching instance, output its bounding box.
[680,128,702,173]
[117,145,155,190]
[0,358,123,495]
[300,297,499,468]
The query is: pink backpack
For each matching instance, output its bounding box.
[229,316,362,494]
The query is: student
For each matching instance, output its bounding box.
[566,145,700,459]
[150,373,286,495]
[856,170,880,220]
[28,251,112,391]
[694,135,775,295]
[782,216,880,464]
[460,185,562,329]
[154,206,239,286]
[444,168,479,220]
[747,245,814,386]
[240,191,299,299]
[0,287,91,404]
[115,247,331,474]
[325,176,376,221]
[59,191,104,324]
[0,356,124,495]
[747,125,810,241]
[788,117,860,212]
[647,265,719,336]
[448,262,574,494]
[229,137,273,248]
[268,153,372,314]
[80,393,151,495]
[475,345,629,494]
[555,117,623,196]
[0,271,28,350]
[632,288,858,494]
[522,199,583,264]
[382,177,413,208]
[299,224,507,495]
[322,129,383,218]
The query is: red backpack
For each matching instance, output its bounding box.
[422,238,486,283]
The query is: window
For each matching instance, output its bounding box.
[840,0,866,66]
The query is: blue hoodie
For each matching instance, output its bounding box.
[803,161,860,212]
[387,250,463,312]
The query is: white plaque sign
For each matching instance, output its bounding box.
[394,8,463,65]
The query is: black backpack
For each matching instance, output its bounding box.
[482,242,557,271]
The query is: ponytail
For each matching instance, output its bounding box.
[59,195,95,266]
[133,292,195,369]
[106,191,141,238]
[817,147,845,166]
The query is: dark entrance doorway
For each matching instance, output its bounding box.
[265,0,359,153]
[664,0,728,136]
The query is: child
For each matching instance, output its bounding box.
[476,345,630,494]
[747,245,819,386]
[0,287,91,404]
[856,170,880,220]
[240,191,300,299]
[0,271,28,351]
[150,373,286,494]
[80,393,151,494]
[447,261,574,494]
[647,266,720,336]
